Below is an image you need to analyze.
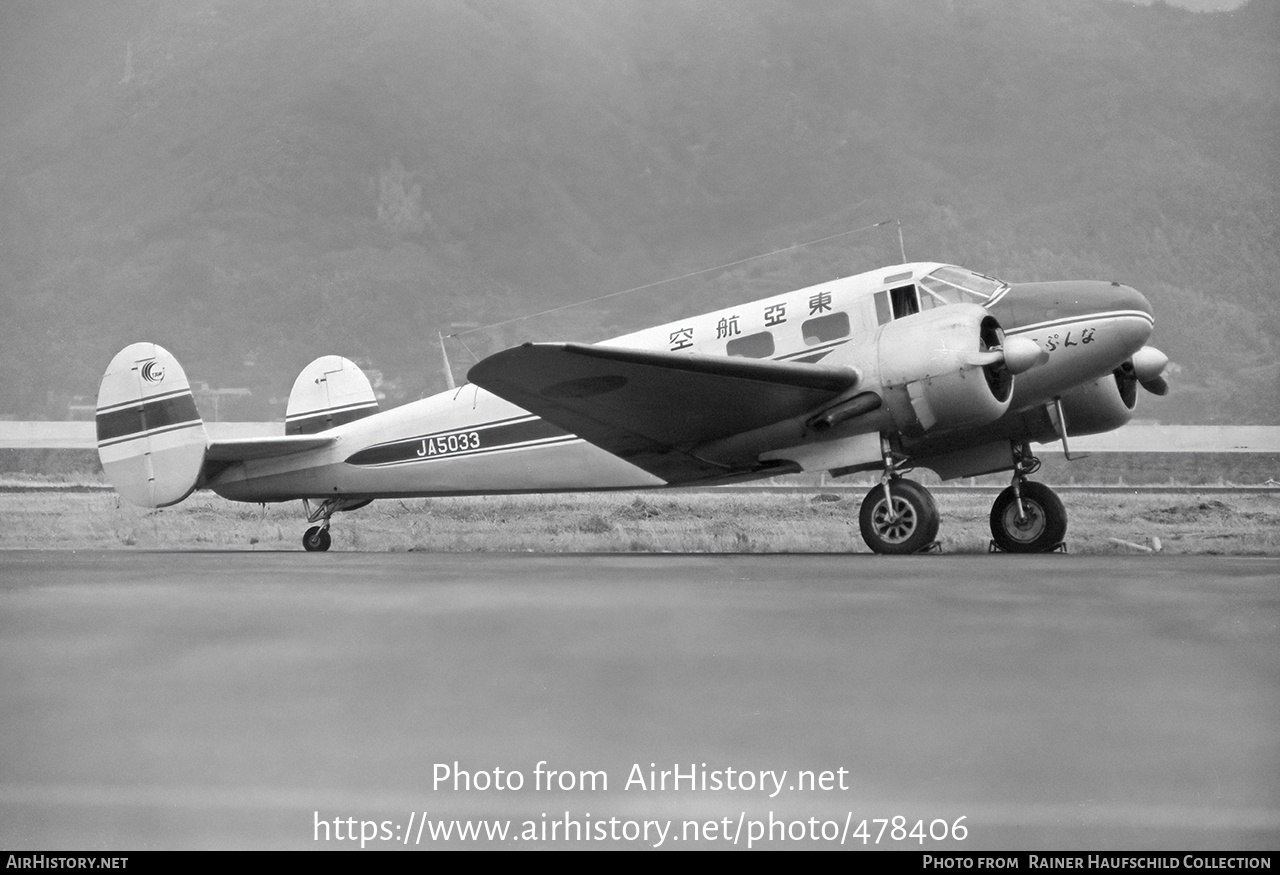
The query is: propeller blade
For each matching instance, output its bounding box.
[1140,375,1169,396]
[964,350,1002,367]
[963,336,1047,374]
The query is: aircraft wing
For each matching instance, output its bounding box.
[468,342,858,482]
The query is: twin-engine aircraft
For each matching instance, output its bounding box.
[96,261,1167,554]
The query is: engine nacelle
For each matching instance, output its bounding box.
[1056,369,1137,437]
[863,303,1014,436]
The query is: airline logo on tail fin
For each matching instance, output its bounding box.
[140,360,166,383]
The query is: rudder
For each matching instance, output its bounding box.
[96,343,208,507]
[285,356,379,435]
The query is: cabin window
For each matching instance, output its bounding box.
[802,312,850,345]
[726,331,775,359]
[890,284,919,319]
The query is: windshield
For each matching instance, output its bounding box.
[918,266,1008,307]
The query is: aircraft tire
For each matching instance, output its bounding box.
[989,482,1067,553]
[858,479,940,555]
[303,526,332,552]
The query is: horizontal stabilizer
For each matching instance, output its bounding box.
[469,342,858,481]
[205,434,336,461]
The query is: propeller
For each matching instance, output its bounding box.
[965,335,1049,375]
[1130,345,1170,396]
[1001,336,1051,375]
[1139,375,1169,396]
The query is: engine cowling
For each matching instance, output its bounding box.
[1056,369,1137,436]
[868,303,1014,435]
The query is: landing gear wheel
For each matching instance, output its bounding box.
[303,525,331,552]
[989,481,1066,553]
[859,478,940,555]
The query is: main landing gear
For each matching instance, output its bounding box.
[988,446,1067,553]
[858,478,940,554]
[300,496,372,552]
[858,440,940,555]
[856,439,1067,554]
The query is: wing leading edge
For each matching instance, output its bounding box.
[468,342,859,482]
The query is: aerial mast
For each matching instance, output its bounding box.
[439,332,456,390]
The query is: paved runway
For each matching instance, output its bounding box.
[1,551,1276,850]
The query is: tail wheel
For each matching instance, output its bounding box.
[859,479,940,555]
[303,525,331,552]
[990,481,1067,553]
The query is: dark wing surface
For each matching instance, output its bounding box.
[468,342,858,482]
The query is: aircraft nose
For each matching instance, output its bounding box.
[1112,282,1153,320]
[1100,282,1154,353]
[1003,279,1152,320]
[1108,282,1154,351]
[1061,280,1153,320]
[999,278,1154,359]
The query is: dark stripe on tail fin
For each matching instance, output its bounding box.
[96,393,202,445]
[97,342,208,508]
[286,401,380,435]
[286,356,380,435]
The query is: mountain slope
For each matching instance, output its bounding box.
[1,0,1275,423]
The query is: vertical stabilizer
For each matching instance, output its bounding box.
[285,356,379,435]
[96,343,208,507]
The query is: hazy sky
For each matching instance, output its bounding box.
[1114,0,1247,9]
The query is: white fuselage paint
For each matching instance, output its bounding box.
[207,263,1154,503]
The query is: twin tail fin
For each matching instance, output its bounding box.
[96,343,208,508]
[98,346,378,508]
[285,355,379,435]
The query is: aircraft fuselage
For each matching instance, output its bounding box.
[205,262,1154,504]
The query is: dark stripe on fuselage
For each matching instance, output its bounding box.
[345,417,572,467]
[96,393,201,444]
[775,338,847,362]
[789,351,832,364]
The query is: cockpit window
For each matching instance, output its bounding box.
[918,266,1008,307]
